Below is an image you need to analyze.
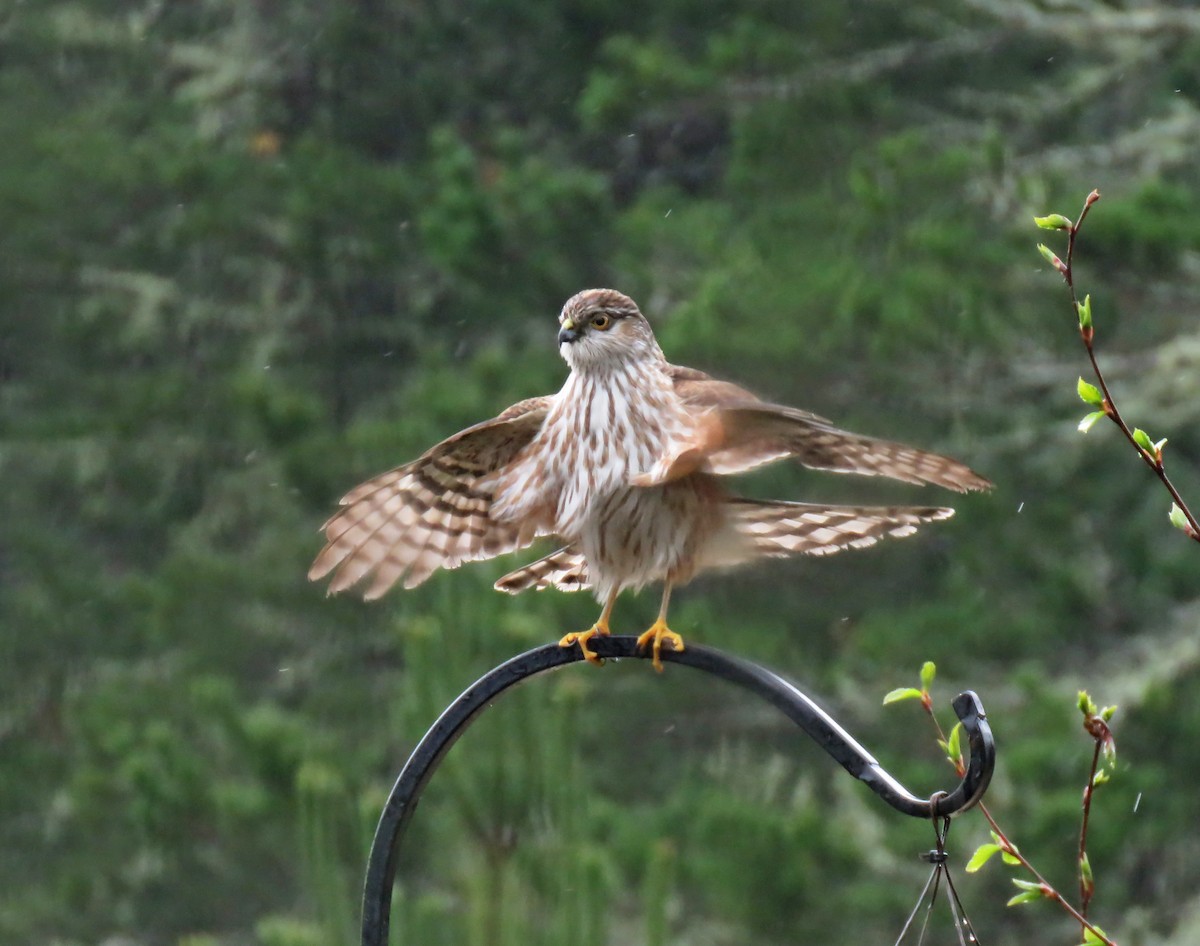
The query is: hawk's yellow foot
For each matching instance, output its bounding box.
[636,619,685,673]
[560,622,611,666]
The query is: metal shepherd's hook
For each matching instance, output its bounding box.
[361,636,996,946]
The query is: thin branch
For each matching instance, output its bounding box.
[1078,740,1102,917]
[920,694,1117,946]
[1049,189,1200,543]
[975,803,1113,945]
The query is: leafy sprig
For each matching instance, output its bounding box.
[887,663,1119,946]
[1035,191,1200,544]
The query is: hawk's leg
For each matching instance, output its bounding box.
[560,589,617,666]
[636,583,685,673]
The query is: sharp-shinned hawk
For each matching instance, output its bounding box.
[309,289,991,670]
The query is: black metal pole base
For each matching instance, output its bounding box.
[362,636,995,946]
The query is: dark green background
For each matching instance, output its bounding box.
[3,2,1199,943]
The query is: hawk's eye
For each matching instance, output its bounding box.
[590,313,612,330]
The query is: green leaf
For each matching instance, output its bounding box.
[1080,852,1093,885]
[1007,890,1043,907]
[1170,503,1190,532]
[966,843,1001,872]
[988,833,1022,866]
[883,687,923,705]
[1093,769,1110,786]
[1100,704,1117,722]
[1132,427,1155,454]
[1078,411,1106,433]
[1034,213,1073,231]
[946,722,963,762]
[1078,691,1097,716]
[919,660,936,691]
[1011,878,1042,891]
[1077,377,1104,407]
[1077,294,1093,329]
[1081,925,1109,945]
[1037,243,1063,270]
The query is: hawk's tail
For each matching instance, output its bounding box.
[495,546,590,594]
[726,499,954,560]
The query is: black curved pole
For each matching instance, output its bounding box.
[362,636,995,946]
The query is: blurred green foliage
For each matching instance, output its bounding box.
[2,1,1199,944]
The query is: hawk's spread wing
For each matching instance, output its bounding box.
[309,396,552,599]
[663,364,992,492]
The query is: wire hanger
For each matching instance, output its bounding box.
[894,796,982,946]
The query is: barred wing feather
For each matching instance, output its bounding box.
[308,397,552,599]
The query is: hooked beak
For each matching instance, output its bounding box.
[558,318,581,345]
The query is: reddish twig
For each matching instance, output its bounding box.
[919,691,1117,946]
[1043,190,1200,543]
[1078,739,1102,917]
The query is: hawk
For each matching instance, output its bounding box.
[309,289,991,670]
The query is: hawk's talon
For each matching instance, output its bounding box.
[560,623,610,666]
[636,619,685,673]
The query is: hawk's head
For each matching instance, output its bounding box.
[556,289,661,372]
